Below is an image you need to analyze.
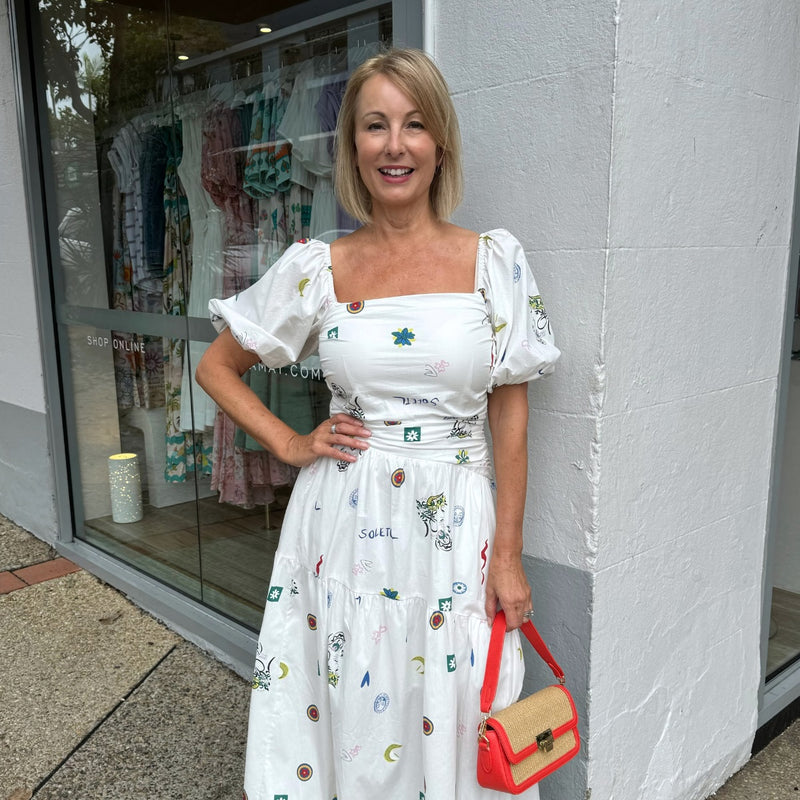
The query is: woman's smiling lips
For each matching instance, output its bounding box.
[378,166,414,181]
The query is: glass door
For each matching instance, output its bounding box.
[33,0,392,628]
[768,282,800,681]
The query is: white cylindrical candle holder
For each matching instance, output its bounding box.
[108,453,143,523]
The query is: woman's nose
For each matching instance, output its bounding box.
[385,127,405,155]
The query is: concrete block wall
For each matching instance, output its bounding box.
[593,4,799,798]
[434,1,800,798]
[0,6,57,538]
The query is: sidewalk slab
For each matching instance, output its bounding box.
[32,642,249,800]
[0,570,179,799]
[12,557,81,585]
[0,571,27,594]
[0,519,54,572]
[709,719,800,799]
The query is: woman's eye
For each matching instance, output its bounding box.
[367,122,385,131]
[408,120,425,129]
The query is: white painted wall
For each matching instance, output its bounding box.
[592,4,799,798]
[435,1,800,799]
[436,0,614,571]
[0,5,45,415]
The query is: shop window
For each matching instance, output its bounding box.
[33,0,397,628]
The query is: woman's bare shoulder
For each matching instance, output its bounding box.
[330,228,368,260]
[442,223,480,242]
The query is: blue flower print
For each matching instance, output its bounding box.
[391,327,415,347]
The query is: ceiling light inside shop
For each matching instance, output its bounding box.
[177,54,190,61]
[259,26,272,34]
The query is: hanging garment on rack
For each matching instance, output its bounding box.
[309,175,337,239]
[307,76,349,236]
[244,86,292,199]
[209,406,298,508]
[257,182,312,274]
[278,62,329,182]
[139,125,170,273]
[315,77,346,160]
[177,102,231,433]
[108,120,166,411]
[108,122,145,286]
[210,237,299,506]
[162,126,213,481]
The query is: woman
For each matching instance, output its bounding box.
[197,48,559,800]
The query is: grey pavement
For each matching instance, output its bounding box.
[709,721,800,800]
[0,516,248,800]
[0,514,798,800]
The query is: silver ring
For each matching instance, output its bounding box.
[522,609,535,621]
[331,423,337,435]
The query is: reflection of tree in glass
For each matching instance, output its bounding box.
[40,0,228,129]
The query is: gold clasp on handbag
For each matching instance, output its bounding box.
[536,729,555,753]
[478,712,490,743]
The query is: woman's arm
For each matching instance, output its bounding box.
[195,329,370,467]
[485,381,533,631]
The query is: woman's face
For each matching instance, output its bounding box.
[353,73,439,217]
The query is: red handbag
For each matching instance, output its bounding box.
[477,610,580,793]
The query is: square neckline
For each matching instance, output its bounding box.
[326,232,488,306]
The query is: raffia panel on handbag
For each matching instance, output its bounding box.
[493,686,574,756]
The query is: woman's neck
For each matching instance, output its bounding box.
[364,205,445,247]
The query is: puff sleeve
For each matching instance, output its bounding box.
[208,239,331,367]
[480,229,561,389]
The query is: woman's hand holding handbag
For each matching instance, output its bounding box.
[477,610,580,794]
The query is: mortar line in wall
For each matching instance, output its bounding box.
[617,58,799,107]
[449,60,609,100]
[593,498,768,576]
[518,244,789,257]
[527,408,598,421]
[601,375,778,419]
[609,244,789,252]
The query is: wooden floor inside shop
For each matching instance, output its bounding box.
[83,491,291,630]
[767,587,800,678]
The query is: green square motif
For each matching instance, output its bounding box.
[404,426,421,443]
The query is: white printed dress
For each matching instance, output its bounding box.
[209,229,560,800]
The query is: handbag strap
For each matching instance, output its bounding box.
[480,609,566,714]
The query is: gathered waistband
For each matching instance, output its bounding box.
[345,417,492,476]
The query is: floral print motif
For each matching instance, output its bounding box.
[163,150,212,480]
[327,631,346,687]
[391,327,415,346]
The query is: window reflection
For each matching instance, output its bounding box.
[39,0,391,627]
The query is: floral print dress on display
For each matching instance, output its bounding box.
[209,229,560,800]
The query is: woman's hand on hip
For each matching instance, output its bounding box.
[284,413,371,467]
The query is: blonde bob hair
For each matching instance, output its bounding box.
[334,48,463,224]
